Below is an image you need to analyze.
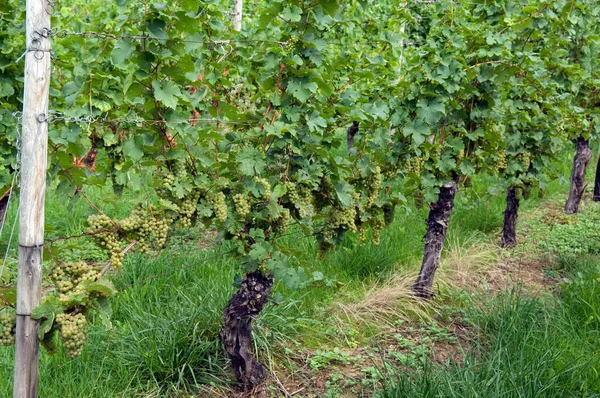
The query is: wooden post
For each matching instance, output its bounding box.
[233,0,243,32]
[14,0,51,397]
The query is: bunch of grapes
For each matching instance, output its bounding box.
[495,149,507,173]
[430,145,442,160]
[519,152,531,170]
[365,166,382,208]
[206,191,228,222]
[409,157,424,175]
[55,313,87,358]
[274,208,291,234]
[370,217,386,246]
[254,177,272,200]
[0,310,16,346]
[87,214,122,267]
[136,213,169,253]
[285,182,314,219]
[176,191,200,228]
[233,193,251,218]
[172,160,188,180]
[50,261,100,304]
[323,206,358,242]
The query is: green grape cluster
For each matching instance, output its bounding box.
[55,313,87,358]
[233,193,251,218]
[370,217,385,246]
[366,166,382,208]
[172,160,187,180]
[177,191,200,228]
[137,214,169,253]
[206,191,228,222]
[323,206,358,242]
[495,149,507,173]
[161,172,175,190]
[254,177,272,200]
[274,208,291,234]
[0,310,16,346]
[357,228,367,242]
[257,263,270,276]
[405,157,424,175]
[285,182,314,219]
[519,152,531,170]
[50,261,100,303]
[87,214,122,267]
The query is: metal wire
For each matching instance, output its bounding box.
[0,113,23,285]
[37,111,262,126]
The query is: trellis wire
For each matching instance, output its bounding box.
[36,27,411,48]
[37,111,261,126]
[0,113,23,285]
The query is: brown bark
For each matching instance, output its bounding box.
[565,137,592,214]
[413,181,458,299]
[221,271,273,389]
[593,149,600,202]
[500,186,520,248]
[347,121,359,153]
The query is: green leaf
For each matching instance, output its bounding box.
[0,287,16,306]
[152,80,181,109]
[123,136,144,161]
[111,39,135,65]
[80,280,117,296]
[272,184,287,199]
[307,111,327,132]
[403,120,429,147]
[287,80,317,103]
[147,19,167,40]
[32,297,64,321]
[282,5,302,22]
[237,147,266,176]
[334,181,354,207]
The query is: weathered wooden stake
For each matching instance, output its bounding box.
[14,0,51,397]
[233,0,243,32]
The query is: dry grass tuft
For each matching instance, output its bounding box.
[333,235,509,329]
[437,235,500,291]
[335,272,434,330]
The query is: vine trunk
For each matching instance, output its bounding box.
[413,181,457,299]
[593,149,600,202]
[221,271,273,389]
[501,185,519,248]
[565,137,592,214]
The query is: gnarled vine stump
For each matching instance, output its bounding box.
[221,271,273,389]
[501,185,520,248]
[413,181,458,299]
[565,137,592,214]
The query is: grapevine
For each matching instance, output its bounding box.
[0,309,16,346]
[233,193,252,219]
[50,261,100,304]
[205,191,228,223]
[55,313,88,358]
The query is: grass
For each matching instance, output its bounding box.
[1,148,598,397]
[379,256,600,398]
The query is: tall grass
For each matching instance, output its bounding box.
[379,257,600,398]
